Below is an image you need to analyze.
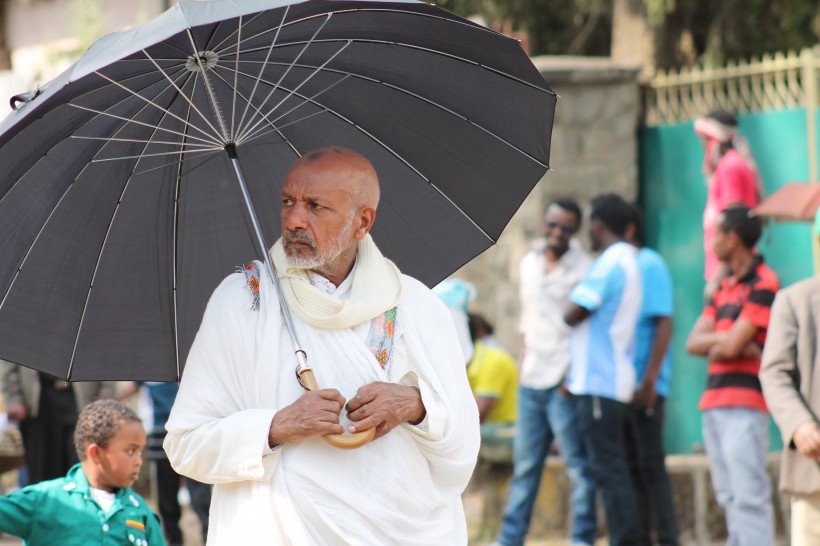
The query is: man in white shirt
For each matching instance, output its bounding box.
[494,198,596,546]
[164,147,480,545]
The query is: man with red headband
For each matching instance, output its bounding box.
[694,109,763,297]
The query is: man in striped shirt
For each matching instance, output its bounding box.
[686,204,779,546]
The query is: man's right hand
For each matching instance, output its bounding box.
[268,389,346,447]
[6,402,27,422]
[793,420,820,461]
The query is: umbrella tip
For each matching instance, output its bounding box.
[10,86,43,111]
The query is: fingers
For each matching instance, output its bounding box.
[345,384,382,413]
[349,410,388,435]
[315,388,347,408]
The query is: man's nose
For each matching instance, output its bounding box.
[283,203,309,231]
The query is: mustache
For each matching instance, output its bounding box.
[283,230,316,248]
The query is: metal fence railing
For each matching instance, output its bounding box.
[643,45,820,181]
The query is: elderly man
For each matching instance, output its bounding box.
[164,147,480,545]
[760,274,820,545]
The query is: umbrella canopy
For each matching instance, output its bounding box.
[752,182,820,222]
[0,0,555,381]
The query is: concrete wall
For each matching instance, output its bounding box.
[452,56,642,356]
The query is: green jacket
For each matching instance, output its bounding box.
[0,464,165,546]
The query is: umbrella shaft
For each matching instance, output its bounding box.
[226,145,308,371]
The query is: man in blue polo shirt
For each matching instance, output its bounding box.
[626,205,679,546]
[564,193,642,546]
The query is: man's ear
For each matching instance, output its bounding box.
[87,443,102,464]
[353,207,376,241]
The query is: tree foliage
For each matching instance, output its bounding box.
[435,0,820,70]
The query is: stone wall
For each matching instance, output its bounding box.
[452,56,642,353]
[465,453,790,545]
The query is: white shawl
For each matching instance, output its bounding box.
[164,242,480,545]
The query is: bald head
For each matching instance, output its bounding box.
[280,147,380,285]
[289,147,380,210]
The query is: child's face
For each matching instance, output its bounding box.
[95,420,146,491]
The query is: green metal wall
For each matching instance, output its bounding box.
[640,108,816,454]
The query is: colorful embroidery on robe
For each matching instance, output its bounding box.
[125,520,145,531]
[367,307,397,375]
[243,262,261,311]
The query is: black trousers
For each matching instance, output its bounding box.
[624,397,680,546]
[20,380,78,485]
[153,456,212,545]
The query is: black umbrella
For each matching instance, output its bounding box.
[0,0,555,382]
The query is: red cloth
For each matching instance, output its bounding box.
[698,257,779,411]
[703,149,760,279]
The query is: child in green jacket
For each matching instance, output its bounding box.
[0,398,165,546]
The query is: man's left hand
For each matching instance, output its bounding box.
[632,380,657,411]
[345,382,426,440]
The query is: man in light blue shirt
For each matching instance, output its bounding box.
[564,193,641,546]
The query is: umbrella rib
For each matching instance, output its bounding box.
[94,70,220,145]
[66,95,185,380]
[212,70,496,245]
[184,30,230,141]
[209,10,267,53]
[70,135,218,149]
[210,64,345,134]
[235,5,290,141]
[234,13,332,144]
[229,16,242,142]
[227,37,554,96]
[141,46,228,143]
[237,40,352,144]
[168,87,203,381]
[218,63,547,170]
[213,7,509,59]
[68,104,222,147]
[91,148,221,163]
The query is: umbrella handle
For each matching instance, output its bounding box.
[297,367,376,450]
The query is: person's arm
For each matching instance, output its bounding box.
[0,486,36,538]
[564,303,591,326]
[633,316,671,408]
[760,288,820,459]
[474,396,496,423]
[685,314,718,356]
[0,362,26,421]
[706,318,759,361]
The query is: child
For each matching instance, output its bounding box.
[0,399,165,546]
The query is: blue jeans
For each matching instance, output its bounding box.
[625,397,679,546]
[496,386,597,546]
[702,407,773,546]
[576,395,639,546]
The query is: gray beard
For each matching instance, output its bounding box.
[285,218,355,272]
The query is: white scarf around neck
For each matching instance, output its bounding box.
[270,233,402,330]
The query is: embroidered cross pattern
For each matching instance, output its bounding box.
[368,307,397,373]
[243,262,261,311]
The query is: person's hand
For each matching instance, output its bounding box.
[345,382,425,440]
[740,342,762,360]
[632,380,657,412]
[694,314,715,333]
[558,383,573,399]
[6,402,27,422]
[793,420,820,461]
[268,389,346,447]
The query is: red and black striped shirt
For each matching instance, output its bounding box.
[698,256,779,412]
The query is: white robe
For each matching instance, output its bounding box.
[164,264,480,545]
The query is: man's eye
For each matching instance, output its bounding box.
[282,199,293,206]
[309,203,322,210]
